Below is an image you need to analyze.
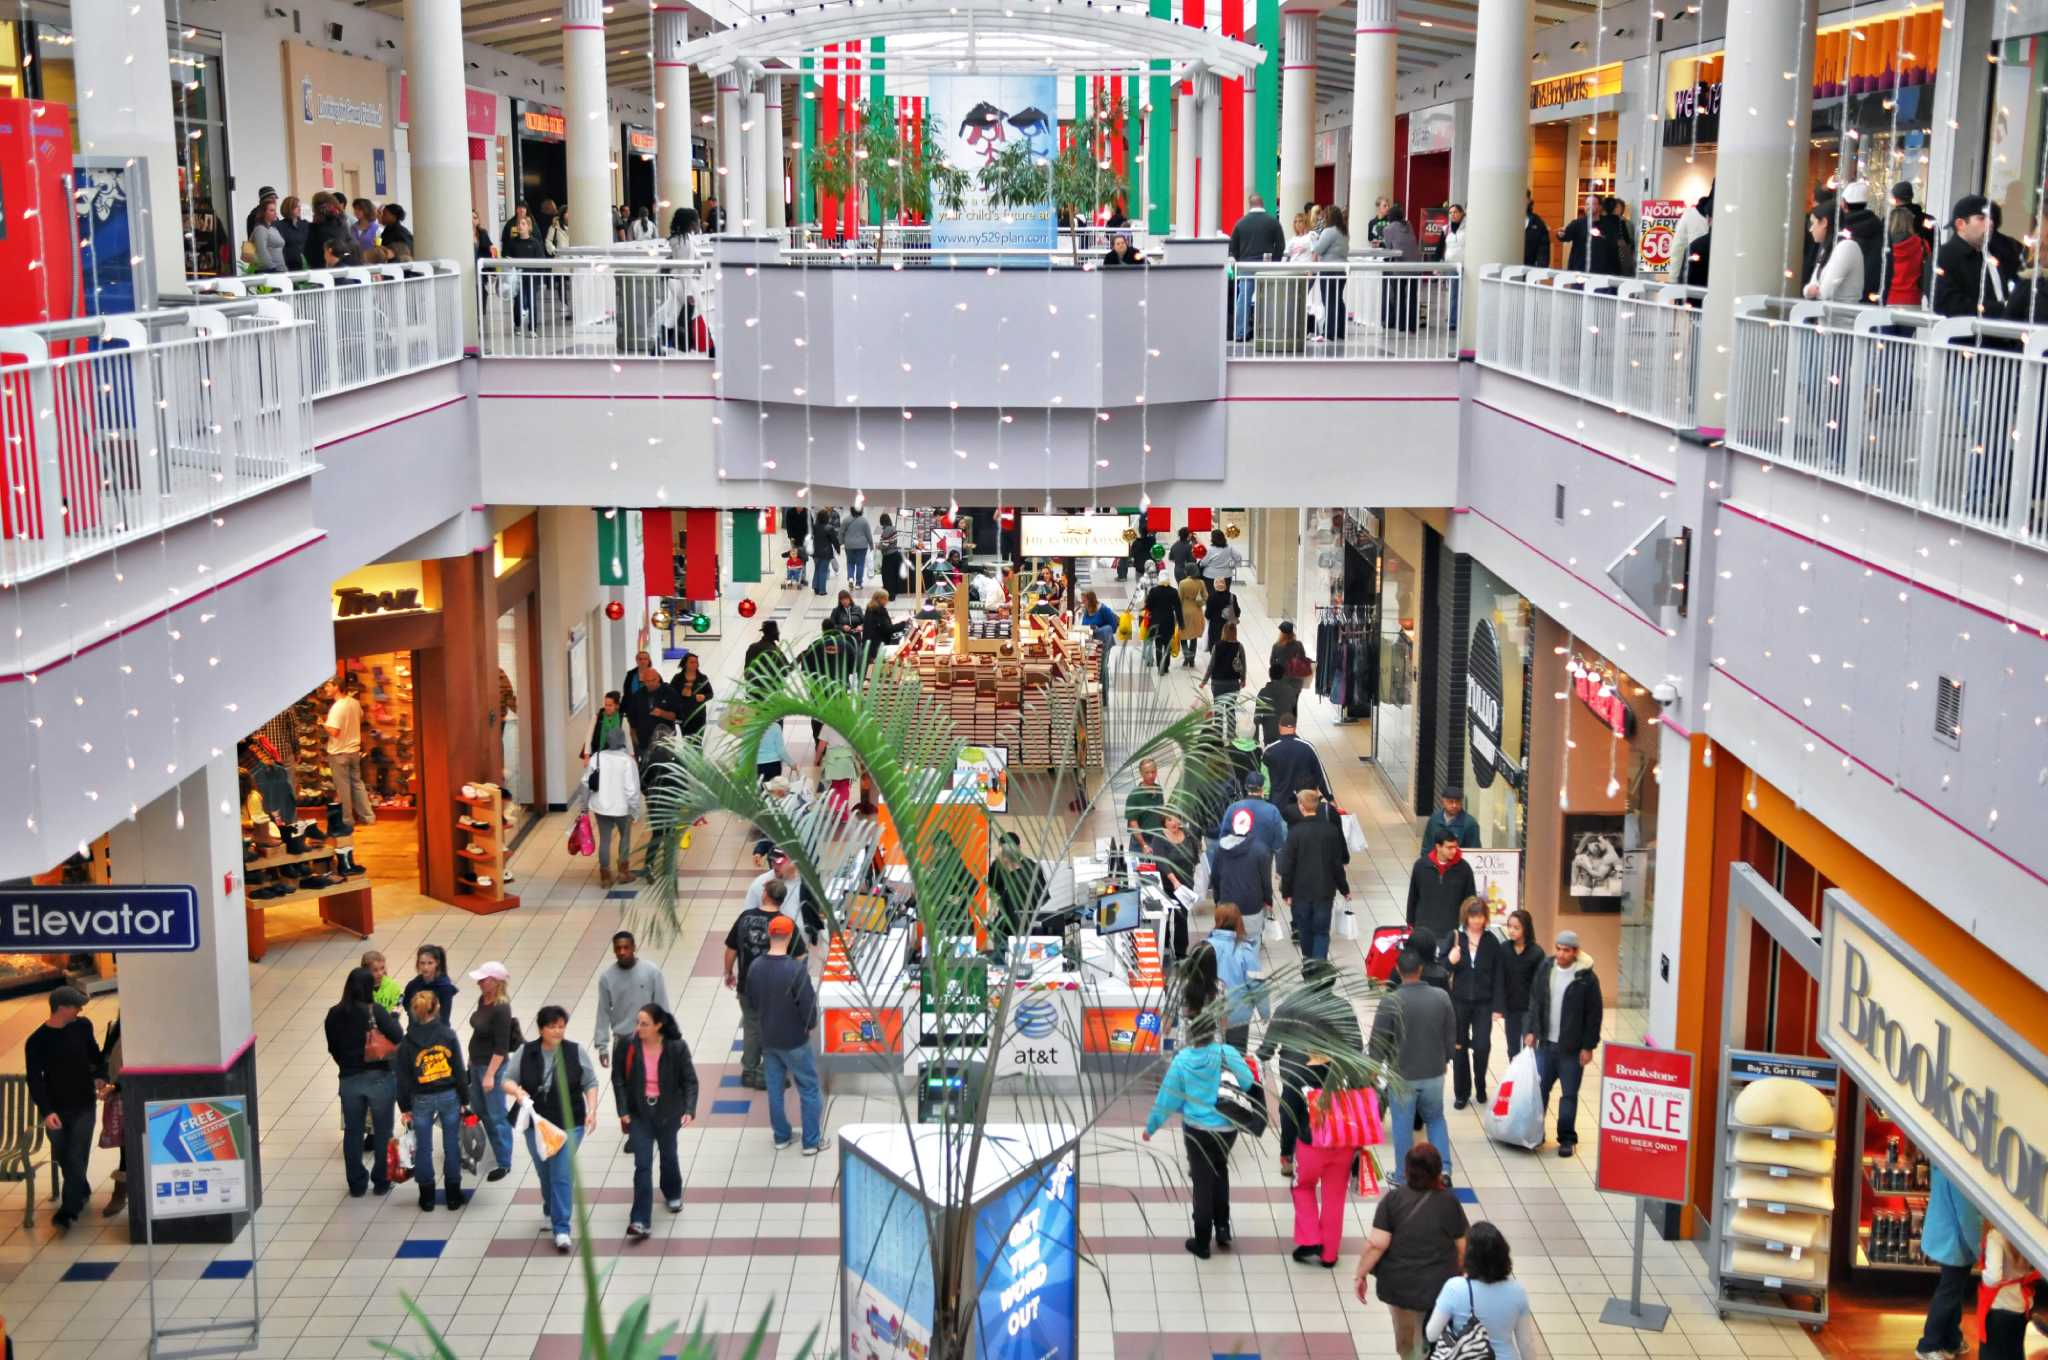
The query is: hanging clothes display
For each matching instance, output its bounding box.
[1313,605,1376,720]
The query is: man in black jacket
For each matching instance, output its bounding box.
[1229,193,1288,340]
[1263,716,1334,823]
[1522,931,1604,1156]
[1405,831,1476,939]
[1838,182,1886,303]
[1935,195,2002,318]
[1523,193,1550,268]
[1143,572,1182,676]
[1278,789,1349,960]
[25,987,104,1230]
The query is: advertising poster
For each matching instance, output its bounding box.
[841,1154,935,1360]
[1463,849,1521,924]
[374,148,387,196]
[145,1097,252,1218]
[1637,198,1688,277]
[953,745,1009,813]
[927,72,1058,251]
[973,1154,1079,1360]
[1596,1045,1694,1204]
[73,163,148,319]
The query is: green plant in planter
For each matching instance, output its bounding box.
[810,110,971,257]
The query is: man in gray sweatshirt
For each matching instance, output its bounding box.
[1367,950,1458,1181]
[592,930,671,1064]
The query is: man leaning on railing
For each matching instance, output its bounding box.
[1228,195,1288,342]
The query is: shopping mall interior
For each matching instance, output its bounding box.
[0,0,2045,1357]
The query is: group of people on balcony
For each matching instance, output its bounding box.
[238,188,413,275]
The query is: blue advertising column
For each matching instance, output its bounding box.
[106,754,262,1244]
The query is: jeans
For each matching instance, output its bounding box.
[1231,276,1256,341]
[812,553,831,595]
[1321,275,1348,339]
[527,1124,584,1236]
[1388,1075,1453,1180]
[1296,900,1333,961]
[737,994,763,1081]
[1184,1126,1236,1247]
[1916,1261,1976,1354]
[594,813,632,872]
[470,1069,515,1171]
[1503,1013,1529,1056]
[764,1043,824,1148]
[1182,637,1197,667]
[625,1113,682,1226]
[409,1088,464,1197]
[846,548,868,588]
[339,1069,396,1193]
[48,1105,94,1220]
[1290,1142,1352,1262]
[1535,1041,1586,1146]
[329,751,375,824]
[1452,1001,1493,1104]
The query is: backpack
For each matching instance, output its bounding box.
[1426,1281,1495,1360]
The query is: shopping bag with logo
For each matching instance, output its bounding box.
[459,1112,486,1173]
[1479,1045,1547,1151]
[390,1127,415,1183]
[1306,1085,1383,1149]
[98,1088,124,1148]
[1215,1054,1268,1138]
[1427,1279,1496,1359]
[529,1112,569,1161]
[1354,1146,1383,1198]
[1364,925,1412,984]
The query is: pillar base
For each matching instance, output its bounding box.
[121,1038,264,1244]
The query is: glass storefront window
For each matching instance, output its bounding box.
[1466,563,1531,850]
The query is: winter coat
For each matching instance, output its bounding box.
[1218,797,1286,858]
[1444,925,1506,1008]
[1206,831,1274,916]
[1888,234,1929,306]
[1279,814,1349,907]
[1500,939,1544,1018]
[610,1034,700,1128]
[1144,581,1182,638]
[584,748,642,819]
[1840,205,1885,301]
[1806,233,1864,302]
[1143,1040,1255,1135]
[1200,927,1269,1027]
[1405,851,1477,940]
[1179,576,1208,636]
[1525,951,1604,1053]
[1200,543,1242,582]
[1262,734,1333,818]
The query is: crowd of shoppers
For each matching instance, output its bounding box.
[236,188,416,273]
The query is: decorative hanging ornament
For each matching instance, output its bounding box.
[691,613,712,634]
[737,597,759,619]
[1151,543,1167,561]
[1122,527,1139,544]
[650,608,674,630]
[604,600,626,622]
[1225,523,1241,540]
[1191,543,1207,560]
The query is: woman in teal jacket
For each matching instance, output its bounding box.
[1143,1014,1256,1259]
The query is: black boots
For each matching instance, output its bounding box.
[326,801,351,839]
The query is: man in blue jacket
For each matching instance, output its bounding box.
[1421,786,1481,852]
[1915,1166,1983,1360]
[1218,770,1285,857]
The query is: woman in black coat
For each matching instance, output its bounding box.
[1203,579,1237,655]
[1443,897,1507,1109]
[1203,622,1249,739]
[861,592,902,666]
[611,1004,698,1236]
[1497,909,1545,1054]
[671,653,714,742]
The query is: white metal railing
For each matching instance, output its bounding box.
[477,258,715,359]
[778,224,1154,257]
[1727,299,2048,548]
[1226,260,1461,361]
[1477,264,1706,428]
[0,305,312,582]
[194,261,463,398]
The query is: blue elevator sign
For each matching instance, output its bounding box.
[0,886,201,952]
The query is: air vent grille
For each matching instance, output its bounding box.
[1933,675,1962,749]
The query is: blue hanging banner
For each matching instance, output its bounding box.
[0,886,201,953]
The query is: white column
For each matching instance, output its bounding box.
[745,80,769,231]
[718,74,744,231]
[72,0,185,294]
[1278,7,1317,219]
[1174,86,1199,234]
[1346,0,1397,222]
[563,0,611,246]
[653,8,696,220]
[405,0,476,340]
[1460,0,1533,348]
[1196,71,1222,235]
[1697,0,1818,427]
[765,75,788,230]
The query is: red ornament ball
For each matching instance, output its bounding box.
[604,600,625,621]
[737,597,759,619]
[1191,542,1208,560]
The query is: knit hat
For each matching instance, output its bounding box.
[1555,930,1582,949]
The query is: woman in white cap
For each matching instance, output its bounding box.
[467,962,518,1180]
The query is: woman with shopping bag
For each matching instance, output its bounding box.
[1284,1058,1381,1268]
[499,1005,602,1252]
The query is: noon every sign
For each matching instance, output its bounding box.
[0,886,201,953]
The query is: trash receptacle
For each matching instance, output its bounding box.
[1252,268,1309,354]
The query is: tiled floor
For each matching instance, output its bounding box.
[0,555,1832,1360]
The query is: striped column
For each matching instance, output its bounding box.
[562,0,610,245]
[653,7,695,219]
[1254,0,1279,208]
[1277,5,1316,219]
[1346,0,1395,221]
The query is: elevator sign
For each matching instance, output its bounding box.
[0,886,200,953]
[1597,1043,1695,1204]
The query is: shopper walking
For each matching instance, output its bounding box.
[592,931,672,1064]
[1370,950,1457,1183]
[1285,1055,1372,1268]
[1406,830,1477,941]
[1422,787,1481,850]
[725,879,808,1088]
[1263,960,1363,1180]
[810,511,840,596]
[671,653,714,744]
[1424,1221,1541,1360]
[1142,1010,1256,1259]
[323,676,376,828]
[1310,205,1351,341]
[1203,622,1248,736]
[747,851,820,938]
[1218,771,1286,859]
[1264,716,1334,823]
[1228,193,1289,339]
[1178,571,1207,669]
[581,716,642,888]
[1279,789,1350,960]
[1200,530,1242,584]
[1144,571,1182,676]
[498,1005,601,1252]
[325,966,402,1198]
[1498,910,1543,1053]
[841,506,874,587]
[1207,809,1275,943]
[402,946,458,1031]
[466,962,518,1182]
[862,591,904,667]
[25,986,103,1230]
[1355,1143,1468,1360]
[1269,621,1309,698]
[1445,898,1504,1110]
[612,1003,697,1237]
[1199,904,1267,1051]
[1915,1165,1985,1360]
[1168,526,1197,580]
[746,915,829,1154]
[1522,930,1603,1157]
[97,1018,127,1218]
[396,990,471,1211]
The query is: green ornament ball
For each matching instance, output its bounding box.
[1150,543,1167,561]
[691,613,712,634]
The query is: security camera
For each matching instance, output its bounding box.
[1651,680,1680,705]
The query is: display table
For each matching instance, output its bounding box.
[890,607,1104,771]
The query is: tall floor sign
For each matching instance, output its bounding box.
[143,1097,260,1357]
[1594,1043,1695,1332]
[927,72,1058,251]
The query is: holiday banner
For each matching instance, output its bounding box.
[928,72,1058,251]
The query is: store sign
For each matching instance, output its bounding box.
[1635,199,1688,278]
[995,987,1076,1079]
[1665,81,1722,145]
[1569,656,1638,737]
[1819,894,2048,1267]
[145,1097,252,1217]
[1407,103,1455,155]
[334,585,422,618]
[1019,514,1129,558]
[0,886,200,952]
[626,125,657,156]
[1597,1044,1694,1204]
[397,77,498,138]
[521,104,567,142]
[301,77,385,130]
[1530,63,1623,112]
[1466,618,1505,789]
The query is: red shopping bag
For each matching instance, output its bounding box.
[1364,925,1411,984]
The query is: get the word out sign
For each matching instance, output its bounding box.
[0,886,200,953]
[1597,1043,1696,1204]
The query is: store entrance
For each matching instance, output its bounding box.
[338,650,422,882]
[518,137,567,217]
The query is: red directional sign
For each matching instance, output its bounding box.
[1596,1043,1695,1204]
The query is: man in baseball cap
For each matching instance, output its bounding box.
[1522,929,1603,1157]
[744,914,828,1155]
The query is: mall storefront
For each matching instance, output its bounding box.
[1668,745,2048,1344]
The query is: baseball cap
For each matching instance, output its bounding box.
[468,961,510,982]
[1841,181,1870,206]
[767,915,796,937]
[1555,930,1582,949]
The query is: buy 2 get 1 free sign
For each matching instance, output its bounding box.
[1596,1043,1696,1204]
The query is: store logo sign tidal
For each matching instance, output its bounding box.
[1466,618,1505,789]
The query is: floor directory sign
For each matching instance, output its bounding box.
[145,1097,252,1218]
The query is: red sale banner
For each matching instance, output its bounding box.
[1596,1043,1695,1204]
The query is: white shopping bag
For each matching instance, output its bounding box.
[1263,912,1286,944]
[1480,1046,1548,1150]
[1336,907,1360,941]
[395,1125,415,1170]
[1341,813,1368,856]
[1173,883,1200,912]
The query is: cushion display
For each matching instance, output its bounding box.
[1732,1132,1836,1174]
[1730,1205,1826,1248]
[1729,1244,1821,1283]
[1733,1167,1834,1211]
[1732,1077,1835,1133]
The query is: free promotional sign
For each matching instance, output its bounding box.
[0,886,199,953]
[145,1097,252,1218]
[1597,1043,1695,1204]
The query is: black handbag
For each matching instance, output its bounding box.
[1215,1058,1269,1138]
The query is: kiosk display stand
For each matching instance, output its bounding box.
[142,1097,260,1359]
[1708,1050,1838,1331]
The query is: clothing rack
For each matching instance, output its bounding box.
[1312,603,1377,722]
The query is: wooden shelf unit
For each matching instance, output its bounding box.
[452,785,521,915]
